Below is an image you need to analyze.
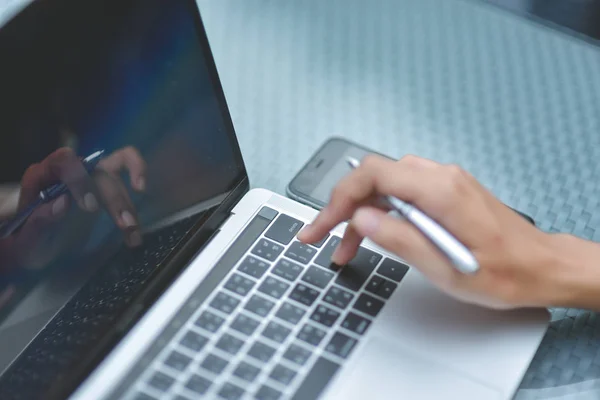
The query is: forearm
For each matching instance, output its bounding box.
[543,233,600,310]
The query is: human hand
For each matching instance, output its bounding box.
[298,154,562,310]
[4,146,146,268]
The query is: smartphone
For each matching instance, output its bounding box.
[287,137,391,210]
[286,137,536,225]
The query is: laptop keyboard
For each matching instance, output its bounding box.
[122,207,410,400]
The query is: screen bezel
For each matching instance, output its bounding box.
[0,0,250,397]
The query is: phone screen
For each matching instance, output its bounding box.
[310,145,375,204]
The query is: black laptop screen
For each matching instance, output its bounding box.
[0,0,245,333]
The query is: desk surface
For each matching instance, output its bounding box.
[3,0,600,398]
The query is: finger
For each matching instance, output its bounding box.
[351,206,460,285]
[331,224,363,265]
[19,163,49,207]
[16,195,70,245]
[44,148,99,212]
[94,172,142,247]
[298,155,439,244]
[99,147,147,192]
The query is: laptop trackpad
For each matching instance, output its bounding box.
[333,336,503,400]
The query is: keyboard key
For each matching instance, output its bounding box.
[194,310,225,333]
[365,275,384,294]
[164,350,192,372]
[264,214,304,245]
[289,283,320,307]
[180,331,208,352]
[341,312,371,335]
[297,324,326,346]
[233,361,261,382]
[313,236,342,267]
[218,382,245,400]
[255,385,282,400]
[258,276,290,299]
[210,292,241,315]
[244,295,276,317]
[377,278,398,299]
[216,333,245,355]
[310,305,341,327]
[323,286,354,309]
[185,374,212,395]
[335,247,382,291]
[377,258,409,282]
[230,314,261,336]
[248,341,277,363]
[310,233,330,249]
[283,343,312,366]
[261,321,292,343]
[251,239,284,262]
[148,371,175,392]
[272,259,303,282]
[238,256,269,279]
[275,302,306,325]
[325,332,357,359]
[269,364,297,385]
[301,265,335,289]
[201,353,229,375]
[259,206,279,220]
[291,357,340,400]
[353,293,384,317]
[285,241,317,264]
[224,273,256,296]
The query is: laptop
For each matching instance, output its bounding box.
[0,0,549,399]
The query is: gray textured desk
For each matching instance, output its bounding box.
[2,0,600,398]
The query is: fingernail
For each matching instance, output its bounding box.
[137,177,146,191]
[129,231,142,247]
[52,196,67,216]
[354,208,381,236]
[121,210,137,228]
[83,193,99,212]
[331,246,345,265]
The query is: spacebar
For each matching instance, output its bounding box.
[291,357,340,400]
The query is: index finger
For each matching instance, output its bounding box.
[297,155,438,244]
[99,147,147,191]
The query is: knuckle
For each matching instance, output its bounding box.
[361,154,380,170]
[443,164,468,195]
[398,154,421,168]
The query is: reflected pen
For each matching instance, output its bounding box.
[346,157,479,275]
[0,150,105,239]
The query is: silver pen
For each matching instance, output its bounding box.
[346,157,479,274]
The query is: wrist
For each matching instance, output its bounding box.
[541,233,600,310]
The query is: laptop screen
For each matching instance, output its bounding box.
[0,0,246,383]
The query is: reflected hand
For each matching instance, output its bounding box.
[2,146,146,269]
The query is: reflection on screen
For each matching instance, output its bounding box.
[484,0,600,41]
[0,0,243,321]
